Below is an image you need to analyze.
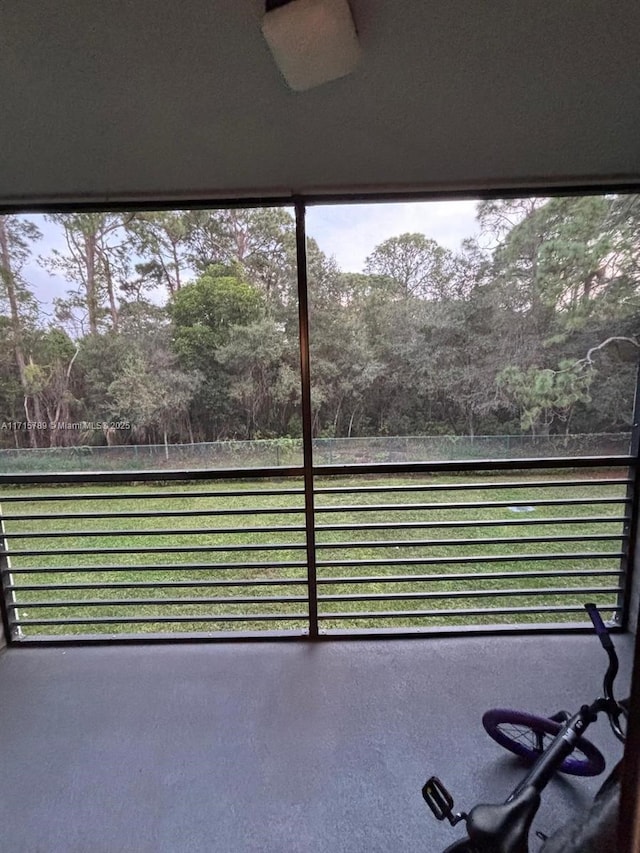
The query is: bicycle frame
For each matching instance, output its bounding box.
[424,603,626,853]
[506,700,611,802]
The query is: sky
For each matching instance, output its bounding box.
[22,215,69,315]
[306,199,482,271]
[21,198,484,311]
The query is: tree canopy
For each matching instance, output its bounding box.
[0,196,638,449]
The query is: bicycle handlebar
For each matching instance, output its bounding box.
[584,602,614,652]
[584,602,621,729]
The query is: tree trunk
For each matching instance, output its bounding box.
[103,254,119,332]
[172,242,182,291]
[85,231,99,335]
[333,397,343,436]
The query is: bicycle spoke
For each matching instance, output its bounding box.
[495,722,589,766]
[497,723,549,752]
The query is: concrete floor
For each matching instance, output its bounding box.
[0,634,634,853]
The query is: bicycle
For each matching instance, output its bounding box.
[422,603,627,853]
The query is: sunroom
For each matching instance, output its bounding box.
[1,1,639,851]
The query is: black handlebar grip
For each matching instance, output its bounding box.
[585,603,614,650]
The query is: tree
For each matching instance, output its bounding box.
[309,308,382,437]
[108,352,201,455]
[125,211,191,297]
[364,233,455,299]
[348,286,428,434]
[42,213,132,334]
[217,318,299,439]
[480,195,640,435]
[73,332,134,430]
[0,316,25,447]
[0,215,44,446]
[169,265,263,365]
[184,208,295,307]
[168,265,264,439]
[2,196,635,453]
[498,362,593,437]
[25,328,80,446]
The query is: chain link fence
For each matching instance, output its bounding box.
[0,433,632,474]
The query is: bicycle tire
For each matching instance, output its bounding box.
[482,709,605,777]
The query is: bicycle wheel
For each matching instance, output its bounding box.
[482,709,605,777]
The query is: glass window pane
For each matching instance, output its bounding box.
[306,195,640,463]
[0,206,303,472]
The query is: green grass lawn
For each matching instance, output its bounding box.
[0,470,628,637]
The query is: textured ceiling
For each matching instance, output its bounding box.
[1,0,639,206]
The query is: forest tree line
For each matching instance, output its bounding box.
[0,195,639,450]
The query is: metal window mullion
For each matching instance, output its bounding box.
[315,533,625,549]
[315,456,632,476]
[316,516,627,531]
[316,551,623,568]
[315,478,632,494]
[6,560,308,573]
[619,569,640,852]
[0,454,632,490]
[9,516,626,538]
[0,487,305,503]
[2,526,307,540]
[618,361,640,628]
[619,460,640,628]
[317,585,622,603]
[6,544,307,557]
[18,613,308,626]
[317,603,623,621]
[0,464,304,487]
[315,569,623,585]
[9,595,309,609]
[5,530,624,546]
[313,497,628,514]
[295,198,318,639]
[8,569,623,590]
[3,505,305,522]
[7,578,306,592]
